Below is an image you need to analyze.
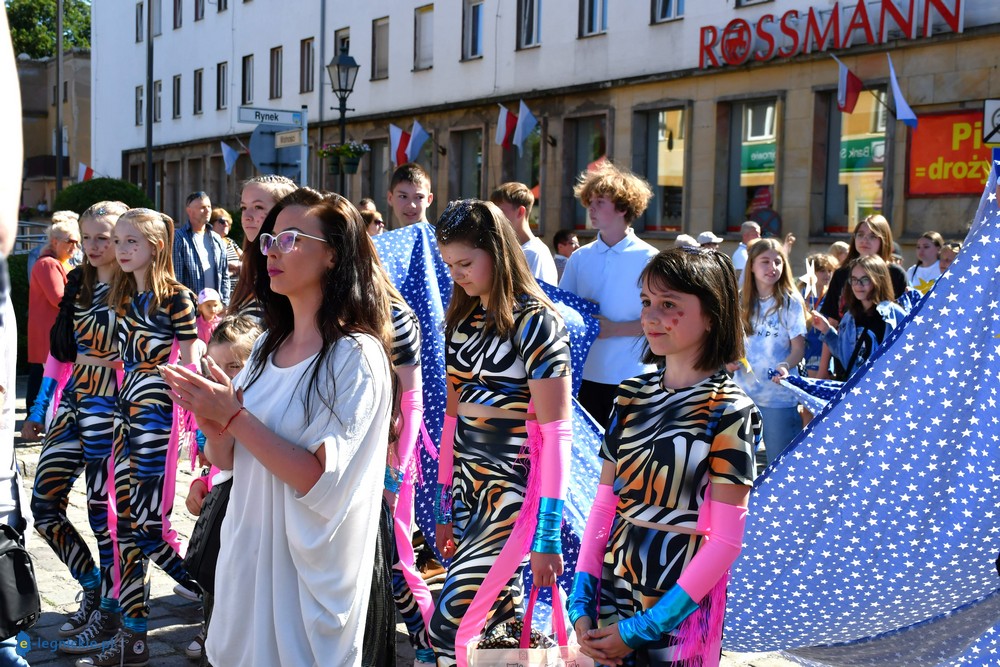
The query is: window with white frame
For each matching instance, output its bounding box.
[299,38,314,93]
[135,85,143,125]
[579,0,607,37]
[745,100,775,141]
[172,75,181,118]
[217,61,228,109]
[372,18,389,79]
[269,47,282,99]
[153,80,162,122]
[136,2,143,42]
[518,0,542,48]
[463,0,484,59]
[652,0,683,22]
[193,68,203,114]
[414,5,433,70]
[242,54,253,104]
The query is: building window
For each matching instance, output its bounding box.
[736,0,772,6]
[194,0,204,20]
[299,38,314,93]
[517,0,542,49]
[136,2,143,42]
[824,88,887,234]
[217,61,228,109]
[726,98,779,232]
[568,115,607,229]
[153,80,162,122]
[368,138,390,219]
[638,108,686,232]
[372,18,389,80]
[152,0,162,35]
[414,5,433,71]
[579,0,607,37]
[135,85,143,126]
[463,0,484,60]
[218,0,228,11]
[242,54,253,104]
[652,0,683,22]
[269,47,282,99]
[173,0,181,29]
[172,75,181,118]
[455,129,484,198]
[193,68,203,114]
[335,27,350,56]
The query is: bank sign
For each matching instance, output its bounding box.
[699,0,964,69]
[909,111,998,196]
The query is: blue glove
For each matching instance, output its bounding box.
[27,376,58,424]
[567,571,599,627]
[617,585,699,649]
[531,497,564,553]
[435,482,453,524]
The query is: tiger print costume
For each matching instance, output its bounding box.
[113,288,199,625]
[429,296,571,666]
[31,279,121,607]
[598,370,760,665]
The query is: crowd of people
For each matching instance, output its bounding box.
[8,154,964,667]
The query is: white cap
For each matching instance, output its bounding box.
[197,288,222,305]
[696,231,724,245]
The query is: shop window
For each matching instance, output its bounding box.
[455,129,483,198]
[502,128,542,231]
[639,108,685,232]
[727,98,779,233]
[824,87,887,233]
[367,138,390,220]
[568,115,608,229]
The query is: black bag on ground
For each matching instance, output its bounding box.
[0,523,41,640]
[183,477,232,595]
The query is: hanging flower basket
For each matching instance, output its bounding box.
[327,159,341,175]
[341,155,362,174]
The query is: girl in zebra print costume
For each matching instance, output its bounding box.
[569,248,761,667]
[430,200,574,667]
[23,201,129,653]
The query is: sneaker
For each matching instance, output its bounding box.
[173,582,202,602]
[61,609,120,655]
[59,588,100,637]
[184,629,205,660]
[75,627,149,667]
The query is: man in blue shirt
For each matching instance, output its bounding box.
[172,191,231,305]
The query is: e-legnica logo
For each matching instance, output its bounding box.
[14,631,30,656]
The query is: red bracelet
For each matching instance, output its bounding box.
[219,406,245,436]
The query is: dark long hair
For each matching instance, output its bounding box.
[243,188,394,419]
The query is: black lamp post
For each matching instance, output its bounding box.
[326,45,360,195]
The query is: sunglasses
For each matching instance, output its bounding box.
[259,230,328,254]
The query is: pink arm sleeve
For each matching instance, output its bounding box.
[676,501,747,602]
[437,414,457,485]
[43,353,70,380]
[396,389,424,472]
[576,483,617,577]
[538,419,571,499]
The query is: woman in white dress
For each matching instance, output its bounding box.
[164,188,395,667]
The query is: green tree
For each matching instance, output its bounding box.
[5,0,91,59]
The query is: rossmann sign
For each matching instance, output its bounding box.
[699,0,964,69]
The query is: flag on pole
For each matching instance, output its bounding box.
[831,55,863,113]
[406,120,430,162]
[389,123,411,166]
[495,104,518,149]
[220,141,240,175]
[886,53,917,128]
[77,163,94,182]
[512,100,538,156]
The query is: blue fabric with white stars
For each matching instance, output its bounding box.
[724,172,1000,663]
[372,223,603,607]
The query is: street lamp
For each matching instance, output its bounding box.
[326,45,360,195]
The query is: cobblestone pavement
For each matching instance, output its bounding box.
[11,377,794,666]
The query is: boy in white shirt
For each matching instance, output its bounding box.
[490,182,558,285]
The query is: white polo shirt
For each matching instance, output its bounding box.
[559,229,659,385]
[521,236,559,285]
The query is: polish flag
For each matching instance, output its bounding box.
[406,120,430,162]
[512,100,538,156]
[77,163,94,182]
[389,124,411,166]
[495,104,517,149]
[831,55,863,114]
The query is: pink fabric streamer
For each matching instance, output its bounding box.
[393,479,436,631]
[673,572,729,667]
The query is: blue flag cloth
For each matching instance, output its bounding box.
[371,223,603,598]
[724,170,1000,663]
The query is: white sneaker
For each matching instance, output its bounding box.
[172,583,201,602]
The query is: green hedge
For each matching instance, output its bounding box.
[8,254,29,374]
[53,178,154,215]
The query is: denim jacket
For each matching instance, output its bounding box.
[823,300,906,378]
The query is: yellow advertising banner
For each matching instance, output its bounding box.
[909,111,998,197]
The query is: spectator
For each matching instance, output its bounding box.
[828,240,849,267]
[26,216,80,408]
[674,234,700,248]
[27,210,79,280]
[387,163,434,228]
[906,231,944,294]
[799,253,836,378]
[361,209,385,237]
[211,207,242,279]
[173,191,231,305]
[551,229,579,282]
[357,197,378,214]
[696,231,723,249]
[939,242,961,272]
[731,221,761,284]
[490,182,558,285]
[559,162,658,428]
